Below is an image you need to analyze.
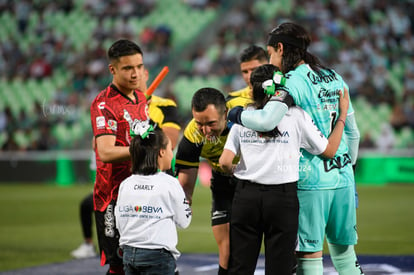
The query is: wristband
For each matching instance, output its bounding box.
[337,119,346,126]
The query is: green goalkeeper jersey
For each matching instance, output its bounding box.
[280,64,354,190]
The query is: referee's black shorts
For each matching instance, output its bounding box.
[210,171,236,226]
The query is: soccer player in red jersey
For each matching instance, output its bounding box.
[90,39,149,275]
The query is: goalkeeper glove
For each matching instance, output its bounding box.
[227,106,243,126]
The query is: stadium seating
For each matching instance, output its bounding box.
[0,1,413,151]
[172,75,223,116]
[0,1,220,149]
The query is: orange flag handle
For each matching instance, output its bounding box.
[145,66,169,99]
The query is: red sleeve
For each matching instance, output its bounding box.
[90,93,118,137]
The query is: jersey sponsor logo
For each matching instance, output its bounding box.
[104,204,115,237]
[318,87,341,103]
[323,153,352,172]
[239,130,290,138]
[118,204,163,214]
[317,103,337,110]
[98,101,105,109]
[239,129,290,144]
[307,71,338,85]
[355,260,363,273]
[123,109,133,125]
[212,210,227,220]
[107,120,117,131]
[144,104,149,119]
[96,116,105,128]
[123,109,134,144]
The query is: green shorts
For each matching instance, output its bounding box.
[297,185,357,252]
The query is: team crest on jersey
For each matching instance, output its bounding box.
[144,104,149,118]
[96,116,105,129]
[271,89,287,101]
[107,120,117,131]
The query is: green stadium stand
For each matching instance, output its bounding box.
[13,129,31,149]
[1,2,412,151]
[52,122,71,149]
[253,0,292,21]
[395,127,414,149]
[353,97,394,142]
[70,122,84,142]
[172,75,224,116]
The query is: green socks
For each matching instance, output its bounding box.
[296,257,323,275]
[328,243,364,275]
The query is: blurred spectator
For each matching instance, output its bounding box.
[29,54,53,79]
[192,48,212,76]
[17,110,33,131]
[14,0,32,33]
[2,107,16,135]
[404,101,414,129]
[153,25,172,64]
[375,123,396,152]
[2,136,19,151]
[113,16,135,40]
[85,46,107,81]
[388,5,411,44]
[401,30,414,54]
[390,104,409,131]
[0,109,6,132]
[360,133,376,149]
[32,122,57,150]
[404,56,414,96]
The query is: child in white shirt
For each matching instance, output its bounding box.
[115,120,192,275]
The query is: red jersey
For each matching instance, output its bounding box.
[90,84,148,211]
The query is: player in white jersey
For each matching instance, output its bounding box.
[115,120,192,275]
[227,22,363,275]
[220,64,349,275]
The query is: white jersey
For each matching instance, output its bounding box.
[225,107,328,185]
[115,172,192,260]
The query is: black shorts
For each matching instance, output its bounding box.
[210,171,236,226]
[95,200,123,267]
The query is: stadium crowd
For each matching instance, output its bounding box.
[177,1,414,134]
[0,0,413,151]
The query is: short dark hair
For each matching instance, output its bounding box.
[239,45,268,63]
[108,39,143,62]
[191,87,226,114]
[129,125,168,175]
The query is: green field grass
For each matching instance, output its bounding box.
[0,183,413,272]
